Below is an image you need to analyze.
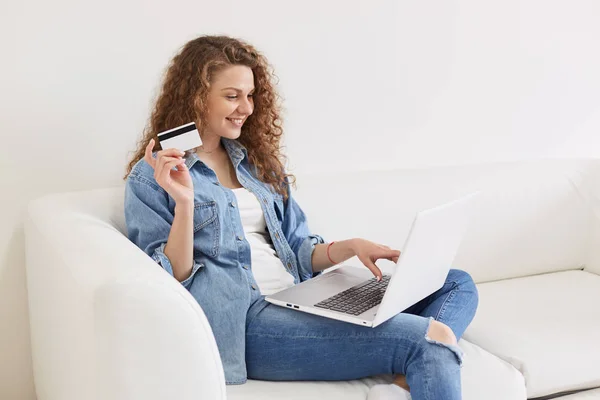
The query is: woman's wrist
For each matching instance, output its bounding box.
[332,238,360,261]
[175,199,194,215]
[347,238,360,256]
[312,239,360,273]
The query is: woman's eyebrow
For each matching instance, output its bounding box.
[221,87,255,92]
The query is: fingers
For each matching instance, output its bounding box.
[356,241,401,280]
[358,255,383,281]
[144,138,185,170]
[152,149,185,176]
[156,155,182,173]
[157,147,186,159]
[173,162,187,172]
[156,157,185,184]
[384,251,400,264]
[376,246,400,263]
[144,139,156,168]
[155,148,186,175]
[385,249,401,263]
[159,159,186,184]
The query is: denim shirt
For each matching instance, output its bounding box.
[124,138,325,384]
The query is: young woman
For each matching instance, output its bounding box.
[123,35,479,400]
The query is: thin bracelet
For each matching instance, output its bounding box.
[326,241,337,264]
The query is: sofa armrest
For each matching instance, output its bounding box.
[94,280,225,399]
[25,189,226,400]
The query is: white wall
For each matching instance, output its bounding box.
[1,0,599,398]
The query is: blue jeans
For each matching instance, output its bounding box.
[245,269,479,400]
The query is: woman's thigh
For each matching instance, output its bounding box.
[245,299,434,381]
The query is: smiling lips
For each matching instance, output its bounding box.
[226,117,244,127]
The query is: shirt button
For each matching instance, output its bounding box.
[212,182,219,185]
[286,262,292,269]
[262,198,267,204]
[230,202,236,208]
[251,284,257,290]
[236,235,243,241]
[275,232,280,239]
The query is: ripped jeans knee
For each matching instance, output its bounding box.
[424,317,464,367]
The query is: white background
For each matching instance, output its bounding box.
[1,0,599,398]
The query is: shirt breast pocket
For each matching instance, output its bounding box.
[193,201,220,258]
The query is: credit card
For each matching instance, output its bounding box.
[157,122,202,153]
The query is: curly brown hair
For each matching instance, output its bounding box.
[123,35,295,199]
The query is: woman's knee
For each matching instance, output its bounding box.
[449,269,479,301]
[427,320,457,346]
[400,319,464,373]
[421,320,464,367]
[448,269,475,287]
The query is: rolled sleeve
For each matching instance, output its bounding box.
[124,172,203,288]
[152,243,203,289]
[280,180,326,282]
[151,242,174,275]
[296,234,325,281]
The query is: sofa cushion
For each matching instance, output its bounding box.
[226,339,526,400]
[463,270,600,398]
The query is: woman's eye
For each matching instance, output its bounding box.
[226,94,253,100]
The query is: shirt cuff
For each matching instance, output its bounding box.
[152,243,204,289]
[296,234,326,282]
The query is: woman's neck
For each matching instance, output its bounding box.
[196,144,226,160]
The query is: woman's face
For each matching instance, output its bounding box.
[204,65,255,140]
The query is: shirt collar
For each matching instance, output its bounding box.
[183,137,248,169]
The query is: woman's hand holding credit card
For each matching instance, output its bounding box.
[144,122,201,205]
[157,122,203,154]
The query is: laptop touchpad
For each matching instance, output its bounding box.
[277,273,364,306]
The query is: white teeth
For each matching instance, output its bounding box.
[228,118,243,125]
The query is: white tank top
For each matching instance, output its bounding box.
[232,187,295,296]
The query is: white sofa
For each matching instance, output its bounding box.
[24,158,600,400]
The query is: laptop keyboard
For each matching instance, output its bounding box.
[314,275,391,316]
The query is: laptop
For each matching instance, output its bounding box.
[265,192,479,327]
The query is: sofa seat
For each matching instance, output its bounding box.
[463,270,600,398]
[558,388,600,399]
[227,339,526,400]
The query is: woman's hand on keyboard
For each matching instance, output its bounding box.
[350,239,401,282]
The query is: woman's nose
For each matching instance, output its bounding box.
[238,97,253,115]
